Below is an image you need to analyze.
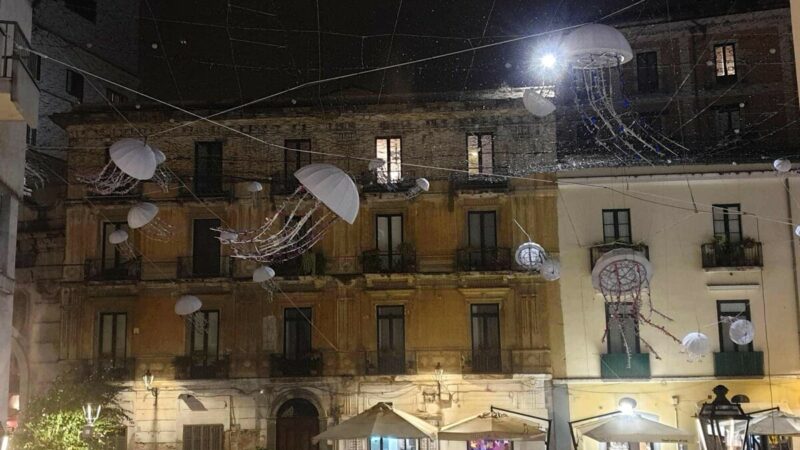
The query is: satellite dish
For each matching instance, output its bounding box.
[523,89,556,117]
[109,138,157,180]
[247,181,263,193]
[295,164,360,225]
[253,266,276,283]
[127,202,159,229]
[108,229,129,245]
[174,295,202,316]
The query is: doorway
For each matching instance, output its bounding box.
[276,398,319,450]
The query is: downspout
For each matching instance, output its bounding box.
[784,178,800,352]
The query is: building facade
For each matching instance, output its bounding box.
[33,92,561,449]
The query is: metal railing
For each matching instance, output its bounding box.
[451,166,509,190]
[0,21,38,83]
[365,350,416,375]
[360,170,418,193]
[173,354,230,380]
[179,176,230,199]
[362,250,416,273]
[456,247,511,271]
[269,352,324,377]
[701,241,763,268]
[272,253,325,277]
[81,358,136,381]
[589,242,650,269]
[177,256,233,278]
[468,349,503,374]
[84,258,141,281]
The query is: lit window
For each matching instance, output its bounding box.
[376,137,402,182]
[602,209,631,244]
[714,43,737,80]
[467,133,494,175]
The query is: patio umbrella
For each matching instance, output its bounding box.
[439,411,546,441]
[578,414,691,443]
[312,402,437,443]
[749,410,800,436]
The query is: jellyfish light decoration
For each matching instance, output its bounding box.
[174,294,206,330]
[774,158,793,174]
[729,319,755,346]
[127,202,174,241]
[78,138,159,195]
[107,228,136,260]
[247,181,264,202]
[150,148,171,192]
[682,332,710,362]
[592,247,680,363]
[405,178,430,199]
[253,265,276,301]
[218,163,360,264]
[561,24,683,164]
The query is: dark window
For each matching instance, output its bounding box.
[194,141,223,195]
[467,211,497,269]
[576,122,596,148]
[376,137,402,182]
[636,51,659,93]
[606,303,640,354]
[66,69,84,101]
[107,89,127,104]
[375,214,403,271]
[189,310,219,360]
[102,222,131,272]
[65,0,97,22]
[715,43,737,81]
[183,424,224,450]
[602,209,631,244]
[98,312,126,360]
[715,106,741,136]
[717,301,753,352]
[712,204,742,243]
[25,126,37,146]
[192,218,221,276]
[29,53,41,81]
[284,308,312,360]
[467,133,494,174]
[377,305,405,374]
[471,303,501,373]
[284,139,311,174]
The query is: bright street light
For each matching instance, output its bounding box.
[541,53,557,68]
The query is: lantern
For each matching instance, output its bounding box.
[698,385,752,450]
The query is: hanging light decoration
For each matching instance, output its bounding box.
[729,319,755,346]
[523,88,556,117]
[107,228,136,259]
[540,257,561,281]
[253,265,277,301]
[405,177,430,199]
[773,158,792,173]
[681,332,710,361]
[697,385,752,450]
[127,202,174,240]
[174,295,206,330]
[78,138,158,195]
[515,241,546,271]
[150,147,171,192]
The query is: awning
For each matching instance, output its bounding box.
[312,402,437,443]
[578,414,692,443]
[439,411,547,441]
[749,411,800,436]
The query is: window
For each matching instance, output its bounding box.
[715,105,741,136]
[602,209,631,244]
[25,126,37,146]
[189,310,219,361]
[283,139,311,189]
[467,133,494,174]
[284,308,312,360]
[636,51,659,93]
[576,122,596,148]
[606,303,640,354]
[712,204,742,243]
[107,89,127,104]
[98,312,126,361]
[376,137,402,182]
[471,303,501,373]
[375,214,403,271]
[192,218,221,276]
[183,424,224,450]
[194,141,223,195]
[717,301,752,352]
[467,211,498,269]
[715,43,737,81]
[66,69,84,102]
[65,0,97,22]
[371,437,417,450]
[377,305,405,373]
[102,222,131,272]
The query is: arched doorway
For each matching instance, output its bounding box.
[276,398,319,450]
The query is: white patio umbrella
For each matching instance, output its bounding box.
[578,414,691,443]
[439,411,547,441]
[749,410,800,436]
[311,402,437,443]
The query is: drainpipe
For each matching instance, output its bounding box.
[784,178,800,351]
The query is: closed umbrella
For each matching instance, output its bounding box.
[439,411,546,441]
[579,414,691,443]
[749,410,800,436]
[312,402,436,443]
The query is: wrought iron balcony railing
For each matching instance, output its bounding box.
[465,348,503,374]
[272,253,325,277]
[600,353,651,379]
[701,241,763,268]
[81,358,136,381]
[269,352,323,377]
[84,258,141,281]
[362,250,416,273]
[173,354,230,380]
[177,256,233,278]
[451,166,509,190]
[360,170,418,193]
[456,247,511,272]
[714,351,764,377]
[589,242,650,269]
[364,350,416,375]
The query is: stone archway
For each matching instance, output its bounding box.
[276,398,319,450]
[267,389,327,450]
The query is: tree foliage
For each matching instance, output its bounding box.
[12,370,129,450]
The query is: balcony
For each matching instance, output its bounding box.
[456,247,511,272]
[177,256,232,278]
[84,259,141,282]
[701,241,763,269]
[362,249,416,274]
[714,351,764,377]
[180,176,230,200]
[272,253,325,277]
[600,353,651,379]
[269,352,323,377]
[81,358,136,381]
[173,354,230,380]
[590,242,650,269]
[465,349,503,374]
[451,166,509,191]
[365,351,416,375]
[0,21,39,125]
[360,170,418,194]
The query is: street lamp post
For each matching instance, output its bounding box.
[697,385,752,450]
[143,370,159,404]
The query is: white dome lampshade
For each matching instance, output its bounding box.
[562,24,634,69]
[729,319,755,345]
[247,181,264,193]
[774,159,792,173]
[108,229,129,245]
[153,148,167,165]
[523,89,556,117]
[253,266,276,283]
[515,241,546,270]
[795,225,800,238]
[218,230,238,242]
[294,163,360,225]
[541,258,561,281]
[127,202,159,229]
[682,332,710,359]
[415,178,430,191]
[174,295,202,316]
[109,138,158,180]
